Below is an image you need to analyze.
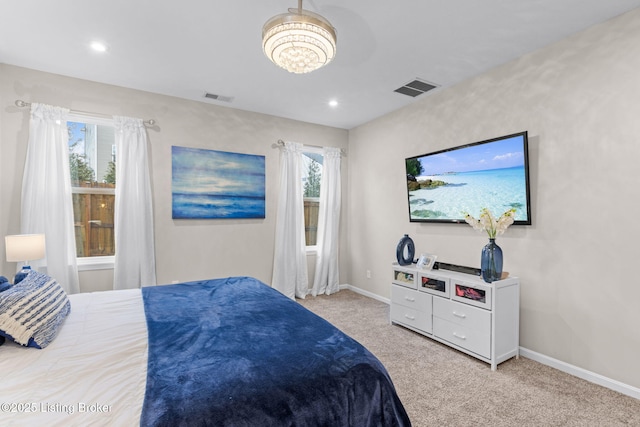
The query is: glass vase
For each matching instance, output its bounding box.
[481,238,503,283]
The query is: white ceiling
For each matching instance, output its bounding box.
[2,1,640,129]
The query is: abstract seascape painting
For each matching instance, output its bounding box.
[172,146,265,219]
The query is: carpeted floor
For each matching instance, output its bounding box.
[298,290,640,427]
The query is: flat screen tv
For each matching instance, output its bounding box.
[405,131,531,225]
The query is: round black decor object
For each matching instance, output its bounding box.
[396,234,415,266]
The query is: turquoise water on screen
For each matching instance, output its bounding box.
[409,166,528,221]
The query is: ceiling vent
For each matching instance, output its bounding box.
[394,79,438,97]
[204,92,234,103]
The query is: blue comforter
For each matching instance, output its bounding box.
[140,277,410,426]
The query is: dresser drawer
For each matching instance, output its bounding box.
[433,317,490,358]
[392,284,431,310]
[450,279,492,309]
[392,265,418,289]
[418,271,450,298]
[391,303,432,334]
[433,297,491,333]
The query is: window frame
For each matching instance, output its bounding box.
[67,113,116,271]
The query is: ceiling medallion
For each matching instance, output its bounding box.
[262,0,337,74]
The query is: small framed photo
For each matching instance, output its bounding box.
[416,253,437,270]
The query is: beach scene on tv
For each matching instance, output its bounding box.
[406,135,529,222]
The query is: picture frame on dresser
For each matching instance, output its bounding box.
[416,253,437,270]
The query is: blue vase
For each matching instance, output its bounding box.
[481,238,503,283]
[396,234,415,266]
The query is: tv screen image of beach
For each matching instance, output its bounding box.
[405,131,531,225]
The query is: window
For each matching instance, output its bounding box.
[68,118,116,259]
[301,150,323,247]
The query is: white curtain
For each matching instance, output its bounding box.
[113,116,157,289]
[22,103,80,294]
[272,141,308,299]
[311,147,342,296]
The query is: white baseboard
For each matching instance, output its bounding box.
[340,284,390,304]
[342,283,640,401]
[519,347,640,400]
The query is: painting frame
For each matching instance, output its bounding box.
[171,146,265,219]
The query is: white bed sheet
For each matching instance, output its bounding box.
[0,288,147,427]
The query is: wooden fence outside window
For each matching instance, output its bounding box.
[72,181,115,257]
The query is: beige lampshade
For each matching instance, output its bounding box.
[5,234,46,263]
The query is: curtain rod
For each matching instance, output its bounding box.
[15,100,156,127]
[276,139,346,155]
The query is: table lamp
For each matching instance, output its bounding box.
[5,234,46,284]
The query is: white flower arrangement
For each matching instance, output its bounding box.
[464,208,516,239]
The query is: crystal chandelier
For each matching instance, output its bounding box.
[262,0,337,74]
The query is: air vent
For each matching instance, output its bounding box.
[204,92,234,103]
[394,79,438,97]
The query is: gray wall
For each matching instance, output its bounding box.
[347,10,640,389]
[0,64,349,292]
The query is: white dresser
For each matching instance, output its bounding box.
[390,263,520,370]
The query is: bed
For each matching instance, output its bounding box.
[0,272,410,426]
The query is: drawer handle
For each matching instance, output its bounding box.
[453,311,466,319]
[404,296,416,302]
[453,332,466,340]
[404,314,416,320]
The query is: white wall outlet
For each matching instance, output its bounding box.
[366,270,371,279]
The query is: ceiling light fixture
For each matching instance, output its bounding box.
[262,0,337,74]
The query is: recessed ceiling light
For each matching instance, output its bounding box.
[90,41,108,52]
[328,99,339,108]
